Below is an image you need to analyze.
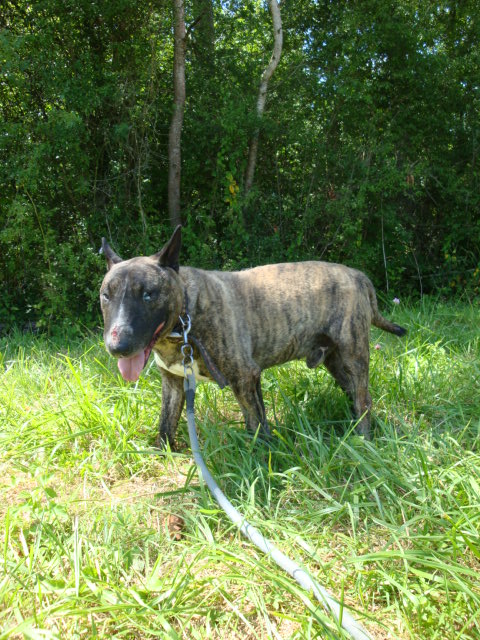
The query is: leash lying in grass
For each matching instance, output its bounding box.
[181,318,372,640]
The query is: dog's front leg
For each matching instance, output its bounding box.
[156,369,185,450]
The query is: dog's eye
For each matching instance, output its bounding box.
[101,292,110,302]
[143,291,152,302]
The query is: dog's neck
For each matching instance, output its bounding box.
[168,289,190,339]
[165,283,228,388]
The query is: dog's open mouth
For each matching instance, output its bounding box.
[117,321,165,382]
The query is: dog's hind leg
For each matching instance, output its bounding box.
[156,369,185,450]
[324,349,372,439]
[230,368,270,439]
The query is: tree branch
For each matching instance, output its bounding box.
[244,0,283,194]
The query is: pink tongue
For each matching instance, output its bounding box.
[117,352,145,382]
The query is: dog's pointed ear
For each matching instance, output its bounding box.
[154,225,182,272]
[101,238,123,270]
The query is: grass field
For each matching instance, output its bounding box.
[1,298,479,639]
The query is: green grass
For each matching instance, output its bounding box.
[1,298,479,639]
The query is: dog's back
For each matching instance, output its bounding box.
[180,261,403,370]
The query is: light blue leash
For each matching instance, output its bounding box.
[180,313,372,640]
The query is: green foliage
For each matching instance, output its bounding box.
[1,1,479,329]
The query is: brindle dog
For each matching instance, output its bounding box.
[100,226,406,446]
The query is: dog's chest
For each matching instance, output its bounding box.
[153,339,211,382]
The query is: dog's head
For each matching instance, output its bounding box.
[100,225,184,381]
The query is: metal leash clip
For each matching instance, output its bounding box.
[179,312,191,343]
[179,313,196,394]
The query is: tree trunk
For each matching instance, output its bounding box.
[168,0,186,228]
[192,0,215,71]
[244,0,283,195]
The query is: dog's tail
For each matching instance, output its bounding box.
[368,280,407,337]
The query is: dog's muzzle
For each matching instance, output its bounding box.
[106,324,136,358]
[107,321,166,382]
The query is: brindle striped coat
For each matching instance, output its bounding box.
[100,227,406,446]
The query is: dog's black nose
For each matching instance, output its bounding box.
[105,325,135,357]
[107,340,134,358]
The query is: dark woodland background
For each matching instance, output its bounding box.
[1,1,479,331]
